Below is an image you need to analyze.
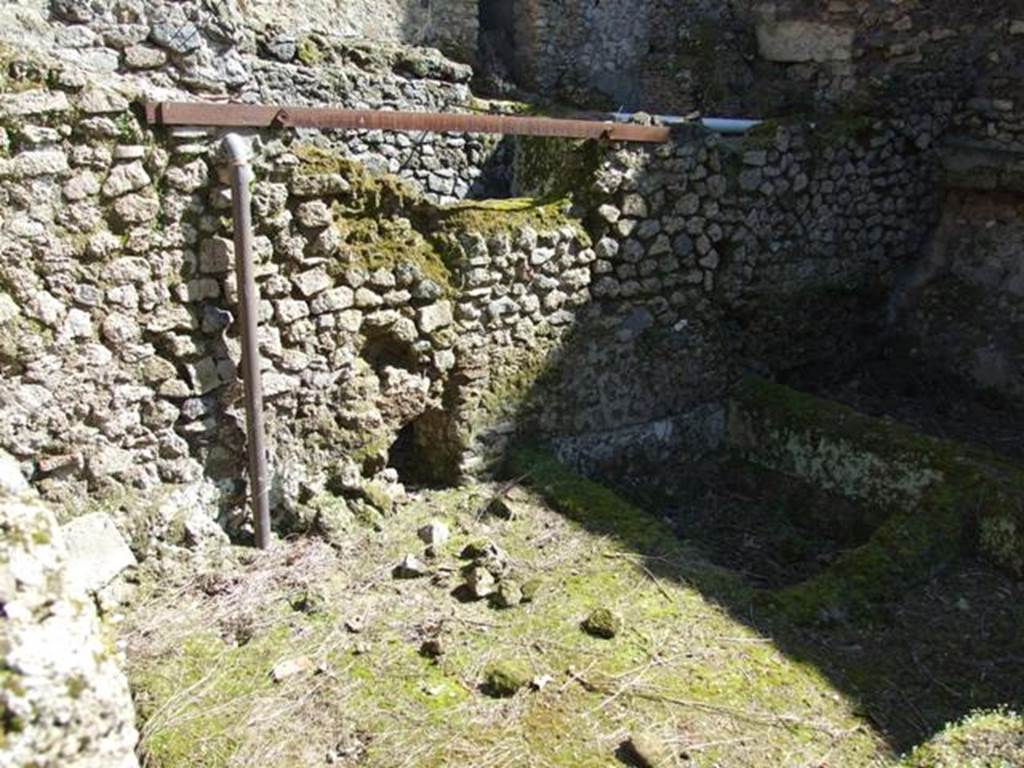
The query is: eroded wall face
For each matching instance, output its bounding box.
[0,9,529,533]
[897,191,1024,402]
[0,77,941,530]
[0,80,591,531]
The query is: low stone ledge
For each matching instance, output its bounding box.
[727,377,1024,577]
[940,141,1024,192]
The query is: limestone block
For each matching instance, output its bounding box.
[311,286,355,314]
[0,149,69,178]
[0,89,70,119]
[275,298,310,323]
[417,301,453,333]
[102,161,151,198]
[200,237,234,273]
[61,512,136,593]
[1,499,139,768]
[63,170,100,201]
[78,87,130,114]
[124,44,167,69]
[293,267,331,297]
[114,192,160,224]
[150,21,203,54]
[164,158,209,192]
[757,21,854,62]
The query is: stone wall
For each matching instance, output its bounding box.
[1,0,478,74]
[503,0,750,114]
[0,2,948,536]
[12,0,1019,129]
[0,1,963,535]
[499,0,1022,132]
[891,75,1024,407]
[0,3,1019,765]
[0,0,512,207]
[236,0,478,63]
[0,73,590,538]
[513,119,939,476]
[0,86,941,537]
[728,377,1024,578]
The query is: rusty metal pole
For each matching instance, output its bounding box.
[144,101,673,143]
[222,133,271,549]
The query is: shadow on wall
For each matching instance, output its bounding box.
[890,187,1024,404]
[477,0,519,83]
[397,0,480,64]
[114,108,1015,764]
[467,134,515,199]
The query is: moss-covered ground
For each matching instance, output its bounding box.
[124,450,1023,767]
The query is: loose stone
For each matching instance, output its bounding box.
[393,554,429,579]
[582,607,622,639]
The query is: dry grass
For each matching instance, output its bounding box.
[125,539,339,654]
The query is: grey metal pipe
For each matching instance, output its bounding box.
[222,133,271,550]
[610,113,763,135]
[699,117,763,134]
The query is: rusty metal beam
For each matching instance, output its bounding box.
[143,101,671,143]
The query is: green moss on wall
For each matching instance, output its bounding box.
[511,135,604,205]
[294,145,457,292]
[285,144,597,481]
[292,145,589,294]
[0,314,54,367]
[476,348,556,422]
[435,197,586,244]
[296,37,323,67]
[335,214,455,293]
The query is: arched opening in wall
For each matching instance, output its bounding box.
[387,408,460,487]
[477,0,520,96]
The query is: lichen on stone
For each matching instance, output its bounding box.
[295,37,324,67]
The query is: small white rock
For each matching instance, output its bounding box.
[61,513,136,593]
[394,554,429,579]
[270,656,313,683]
[417,520,450,547]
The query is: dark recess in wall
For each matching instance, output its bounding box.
[477,0,521,93]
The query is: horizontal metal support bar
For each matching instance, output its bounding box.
[143,101,671,143]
